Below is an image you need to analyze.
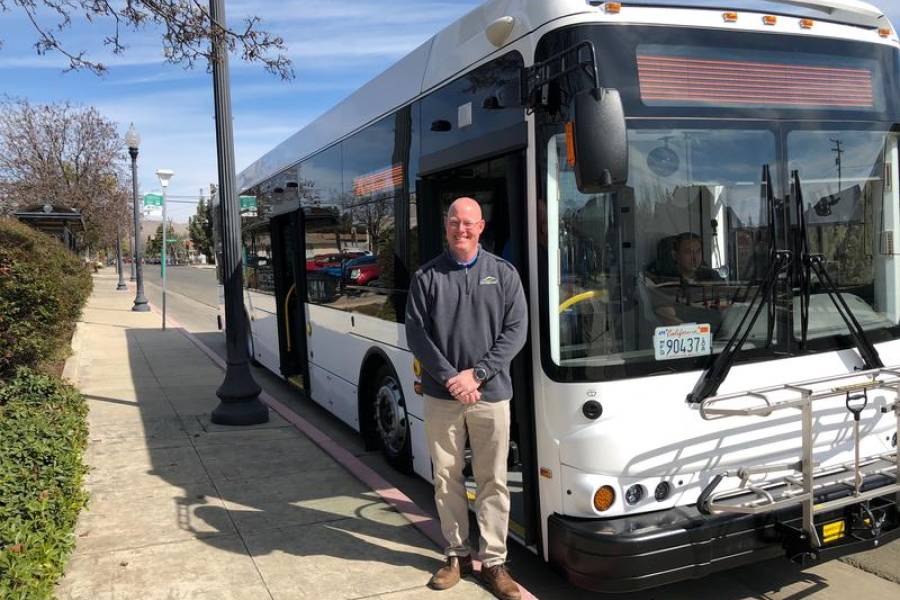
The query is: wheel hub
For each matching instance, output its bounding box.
[375,376,407,455]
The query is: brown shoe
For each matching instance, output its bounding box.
[480,563,521,600]
[428,555,473,590]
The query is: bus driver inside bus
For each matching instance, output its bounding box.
[644,232,725,327]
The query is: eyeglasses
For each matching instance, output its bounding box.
[446,218,483,230]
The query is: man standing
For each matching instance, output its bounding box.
[405,197,527,600]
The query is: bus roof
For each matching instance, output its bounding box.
[236,0,893,193]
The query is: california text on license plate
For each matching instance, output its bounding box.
[654,324,712,361]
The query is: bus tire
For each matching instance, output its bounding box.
[372,364,413,474]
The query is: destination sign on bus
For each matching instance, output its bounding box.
[637,45,879,111]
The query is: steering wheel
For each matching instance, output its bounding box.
[559,289,609,313]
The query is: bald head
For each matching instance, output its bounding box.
[448,197,483,221]
[445,197,485,263]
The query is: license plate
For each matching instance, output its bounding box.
[654,324,712,361]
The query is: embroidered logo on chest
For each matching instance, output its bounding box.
[480,275,498,285]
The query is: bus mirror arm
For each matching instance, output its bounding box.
[572,87,629,192]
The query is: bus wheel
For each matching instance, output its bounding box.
[373,365,413,474]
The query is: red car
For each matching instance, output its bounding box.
[305,251,366,272]
[345,254,380,286]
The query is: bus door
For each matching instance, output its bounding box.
[420,151,540,550]
[270,209,309,391]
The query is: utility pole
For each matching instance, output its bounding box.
[831,138,844,191]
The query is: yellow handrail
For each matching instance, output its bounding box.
[558,289,608,313]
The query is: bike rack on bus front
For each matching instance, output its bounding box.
[694,366,900,553]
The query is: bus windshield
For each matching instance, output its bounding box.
[546,124,899,374]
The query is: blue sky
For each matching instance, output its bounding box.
[0,0,481,221]
[0,1,898,222]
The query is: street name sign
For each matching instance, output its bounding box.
[143,193,163,217]
[240,195,258,217]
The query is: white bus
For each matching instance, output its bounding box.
[214,0,900,591]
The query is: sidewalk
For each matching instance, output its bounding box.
[58,272,498,600]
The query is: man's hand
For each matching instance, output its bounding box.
[447,369,480,404]
[457,389,481,405]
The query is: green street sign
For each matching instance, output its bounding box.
[239,195,257,211]
[144,193,164,207]
[166,239,178,243]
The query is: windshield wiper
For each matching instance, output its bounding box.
[688,165,788,403]
[792,170,883,369]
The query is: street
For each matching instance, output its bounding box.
[137,265,900,599]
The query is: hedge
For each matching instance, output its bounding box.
[0,369,89,599]
[0,218,92,380]
[0,218,92,597]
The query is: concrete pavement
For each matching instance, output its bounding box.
[57,271,499,600]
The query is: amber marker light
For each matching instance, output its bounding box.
[799,18,814,29]
[604,2,622,14]
[879,28,892,38]
[763,15,777,26]
[593,486,616,512]
[722,12,738,23]
[565,122,577,167]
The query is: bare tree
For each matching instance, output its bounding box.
[343,191,393,254]
[0,0,293,79]
[0,98,130,248]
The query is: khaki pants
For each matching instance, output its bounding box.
[424,394,511,567]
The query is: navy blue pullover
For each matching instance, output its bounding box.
[405,248,528,401]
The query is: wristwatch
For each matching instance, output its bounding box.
[473,366,488,384]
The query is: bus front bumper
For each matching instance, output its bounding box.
[548,477,900,593]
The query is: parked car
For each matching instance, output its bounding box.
[305,250,367,272]
[344,254,380,286]
[320,254,381,287]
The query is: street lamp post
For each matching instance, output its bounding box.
[115,229,127,290]
[127,123,150,312]
[156,169,174,331]
[129,229,136,281]
[208,0,267,426]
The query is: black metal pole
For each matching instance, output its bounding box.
[115,230,127,290]
[129,229,136,281]
[131,148,150,312]
[209,0,267,426]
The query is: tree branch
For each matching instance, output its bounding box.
[6,1,294,78]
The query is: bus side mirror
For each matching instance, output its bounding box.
[572,88,628,191]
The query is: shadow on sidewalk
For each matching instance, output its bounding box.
[81,326,449,596]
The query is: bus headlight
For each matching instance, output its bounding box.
[654,481,671,502]
[625,484,644,505]
[593,486,615,512]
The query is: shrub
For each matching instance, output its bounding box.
[0,368,89,598]
[0,219,93,380]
